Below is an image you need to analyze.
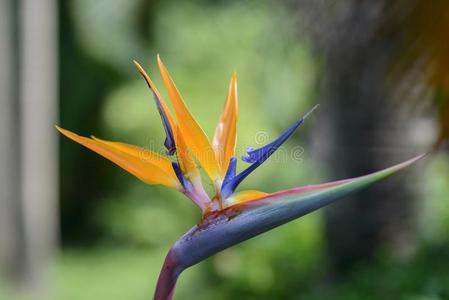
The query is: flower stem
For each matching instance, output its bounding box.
[154,249,182,300]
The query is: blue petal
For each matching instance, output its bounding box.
[151,91,176,155]
[242,104,318,164]
[221,105,318,198]
[221,157,237,197]
[172,162,191,190]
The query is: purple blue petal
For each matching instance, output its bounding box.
[221,105,318,198]
[172,162,190,191]
[151,90,176,155]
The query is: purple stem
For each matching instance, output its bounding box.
[154,249,183,300]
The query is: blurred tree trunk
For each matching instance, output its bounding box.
[0,0,24,283]
[0,0,58,295]
[294,0,424,275]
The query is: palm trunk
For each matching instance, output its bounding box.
[0,0,58,293]
[295,0,422,274]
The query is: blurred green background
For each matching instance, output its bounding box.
[1,0,449,299]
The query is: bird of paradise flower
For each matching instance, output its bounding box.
[57,56,424,300]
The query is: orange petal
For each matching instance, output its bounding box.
[157,55,220,181]
[213,72,238,176]
[225,190,268,206]
[57,127,179,189]
[133,60,177,131]
[173,125,198,179]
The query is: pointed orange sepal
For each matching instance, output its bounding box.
[157,55,220,182]
[57,127,180,189]
[213,72,238,176]
[225,190,268,207]
[173,125,199,179]
[133,60,177,131]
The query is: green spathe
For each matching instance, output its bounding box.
[154,154,425,299]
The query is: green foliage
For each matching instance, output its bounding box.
[50,238,449,300]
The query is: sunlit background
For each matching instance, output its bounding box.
[1,0,449,299]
